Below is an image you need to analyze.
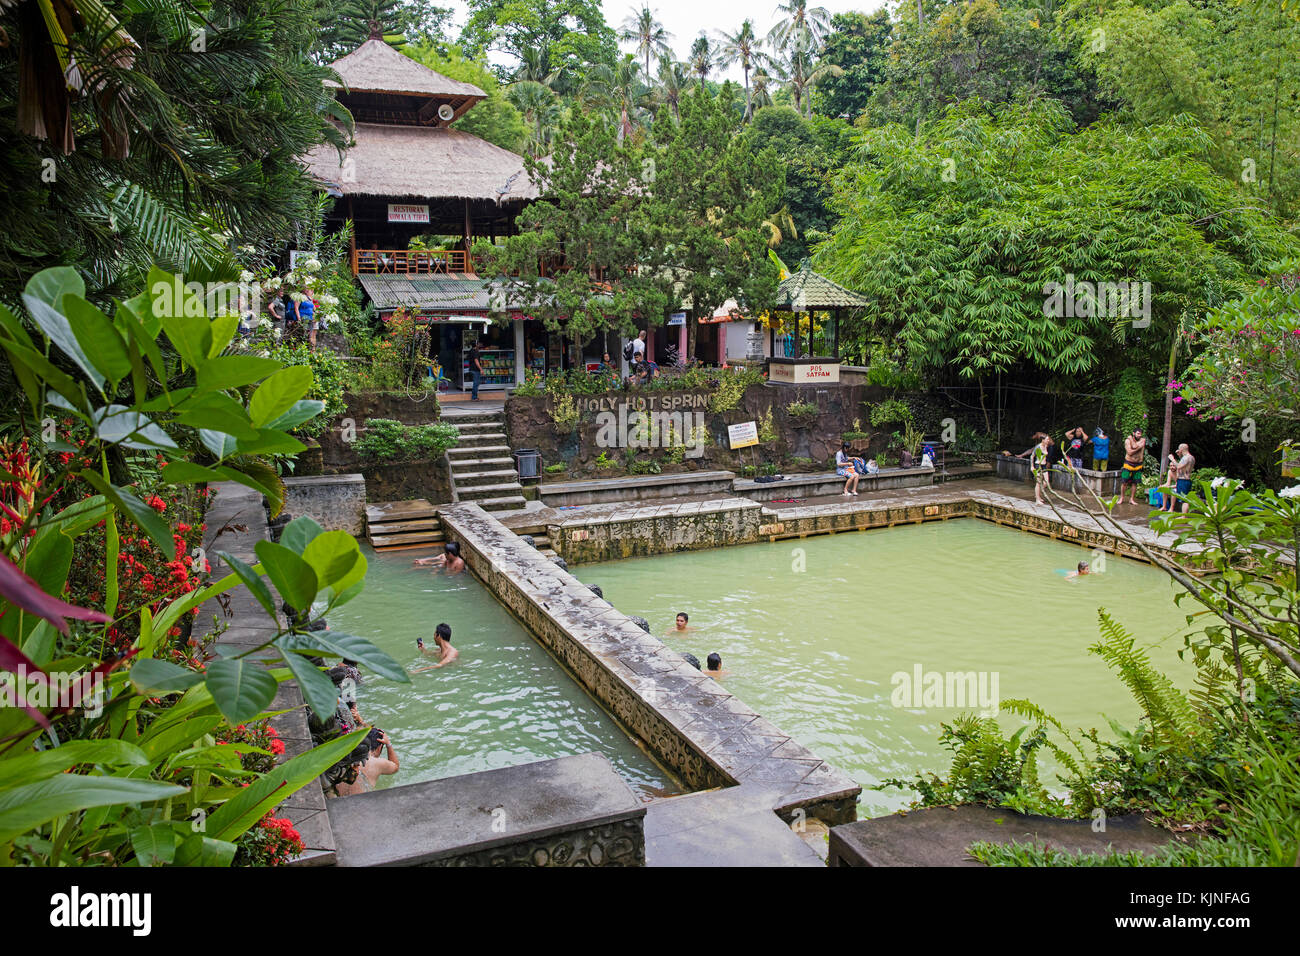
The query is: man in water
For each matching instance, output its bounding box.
[666,612,693,635]
[1065,561,1091,580]
[704,653,729,679]
[413,541,465,574]
[1120,428,1146,505]
[333,729,400,795]
[1162,443,1196,514]
[413,622,459,673]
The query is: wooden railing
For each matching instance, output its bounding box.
[353,248,473,276]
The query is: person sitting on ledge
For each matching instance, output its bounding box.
[413,622,459,672]
[414,541,464,575]
[836,442,863,496]
[704,652,729,680]
[333,729,400,795]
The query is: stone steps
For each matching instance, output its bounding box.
[448,444,510,458]
[453,469,520,487]
[455,432,508,448]
[457,481,524,500]
[476,494,530,513]
[365,498,445,550]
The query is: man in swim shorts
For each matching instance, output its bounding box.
[1120,428,1146,505]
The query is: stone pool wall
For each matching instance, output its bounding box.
[282,474,367,536]
[550,498,764,563]
[438,502,862,824]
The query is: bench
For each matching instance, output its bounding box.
[733,465,936,501]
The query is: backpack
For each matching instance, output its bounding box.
[622,340,635,362]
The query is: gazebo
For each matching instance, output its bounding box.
[769,261,870,360]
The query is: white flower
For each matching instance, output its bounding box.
[238,269,254,283]
[303,258,321,272]
[258,317,272,329]
[1210,476,1230,488]
[1280,485,1300,499]
[256,349,270,358]
[319,293,338,307]
[284,271,298,285]
[272,327,282,339]
[290,292,306,303]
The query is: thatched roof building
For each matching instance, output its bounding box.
[301,31,536,258]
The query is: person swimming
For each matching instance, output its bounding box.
[1065,561,1091,579]
[412,622,459,672]
[665,612,693,635]
[413,541,465,574]
[704,652,729,679]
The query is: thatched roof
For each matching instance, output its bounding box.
[302,123,538,204]
[774,262,869,310]
[327,37,485,101]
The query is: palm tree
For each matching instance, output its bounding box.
[508,81,563,156]
[689,35,713,93]
[768,0,833,56]
[773,36,842,117]
[716,20,767,122]
[619,6,673,87]
[655,54,688,121]
[762,205,798,249]
[515,46,562,91]
[581,54,650,144]
[749,70,774,112]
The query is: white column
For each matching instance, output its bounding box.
[513,319,525,384]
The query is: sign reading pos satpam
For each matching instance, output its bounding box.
[728,421,759,449]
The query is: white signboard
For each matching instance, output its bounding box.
[728,421,759,449]
[769,361,841,385]
[668,312,686,326]
[388,203,430,223]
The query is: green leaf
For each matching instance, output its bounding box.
[303,531,365,596]
[26,266,85,307]
[198,429,239,460]
[0,776,185,844]
[161,461,225,485]
[204,730,365,842]
[92,405,180,450]
[253,540,318,610]
[209,314,239,357]
[276,642,340,717]
[204,658,278,724]
[265,399,325,432]
[130,658,205,696]
[0,740,149,789]
[64,295,132,385]
[130,822,178,866]
[248,366,313,428]
[215,552,276,617]
[302,630,409,683]
[173,833,238,867]
[234,427,306,457]
[278,516,326,555]
[194,354,282,393]
[20,292,104,389]
[77,471,172,552]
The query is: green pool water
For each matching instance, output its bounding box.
[571,519,1201,816]
[327,546,679,800]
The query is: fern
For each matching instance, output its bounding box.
[1090,611,1203,750]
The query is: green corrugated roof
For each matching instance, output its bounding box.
[774,262,869,310]
[358,274,500,311]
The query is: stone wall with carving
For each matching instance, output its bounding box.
[427,820,644,867]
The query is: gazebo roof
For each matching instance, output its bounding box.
[327,36,486,101]
[773,262,869,310]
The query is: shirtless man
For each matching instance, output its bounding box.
[1162,443,1196,514]
[413,541,465,575]
[1120,429,1147,505]
[703,652,729,680]
[333,729,399,795]
[665,612,693,635]
[413,622,459,673]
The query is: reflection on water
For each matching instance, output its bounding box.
[573,520,1199,816]
[328,547,678,800]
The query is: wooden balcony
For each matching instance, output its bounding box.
[353,248,474,276]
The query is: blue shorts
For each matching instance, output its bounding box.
[1175,478,1192,497]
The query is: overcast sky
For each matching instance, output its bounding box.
[441,0,891,81]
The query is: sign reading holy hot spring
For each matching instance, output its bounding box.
[586,392,715,459]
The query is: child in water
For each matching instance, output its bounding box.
[1065,561,1091,580]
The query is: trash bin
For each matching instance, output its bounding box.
[513,448,540,479]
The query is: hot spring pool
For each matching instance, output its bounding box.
[327,546,679,800]
[571,519,1201,816]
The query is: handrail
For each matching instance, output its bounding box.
[354,248,473,276]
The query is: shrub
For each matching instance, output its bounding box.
[786,401,819,420]
[544,462,567,474]
[709,368,764,413]
[594,452,617,469]
[869,398,913,427]
[354,419,459,463]
[759,407,778,443]
[550,392,580,433]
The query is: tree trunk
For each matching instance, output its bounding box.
[1160,317,1180,478]
[744,67,752,121]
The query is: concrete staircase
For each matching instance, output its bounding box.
[445,410,528,514]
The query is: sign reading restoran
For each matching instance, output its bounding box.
[728,421,759,449]
[388,203,430,223]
